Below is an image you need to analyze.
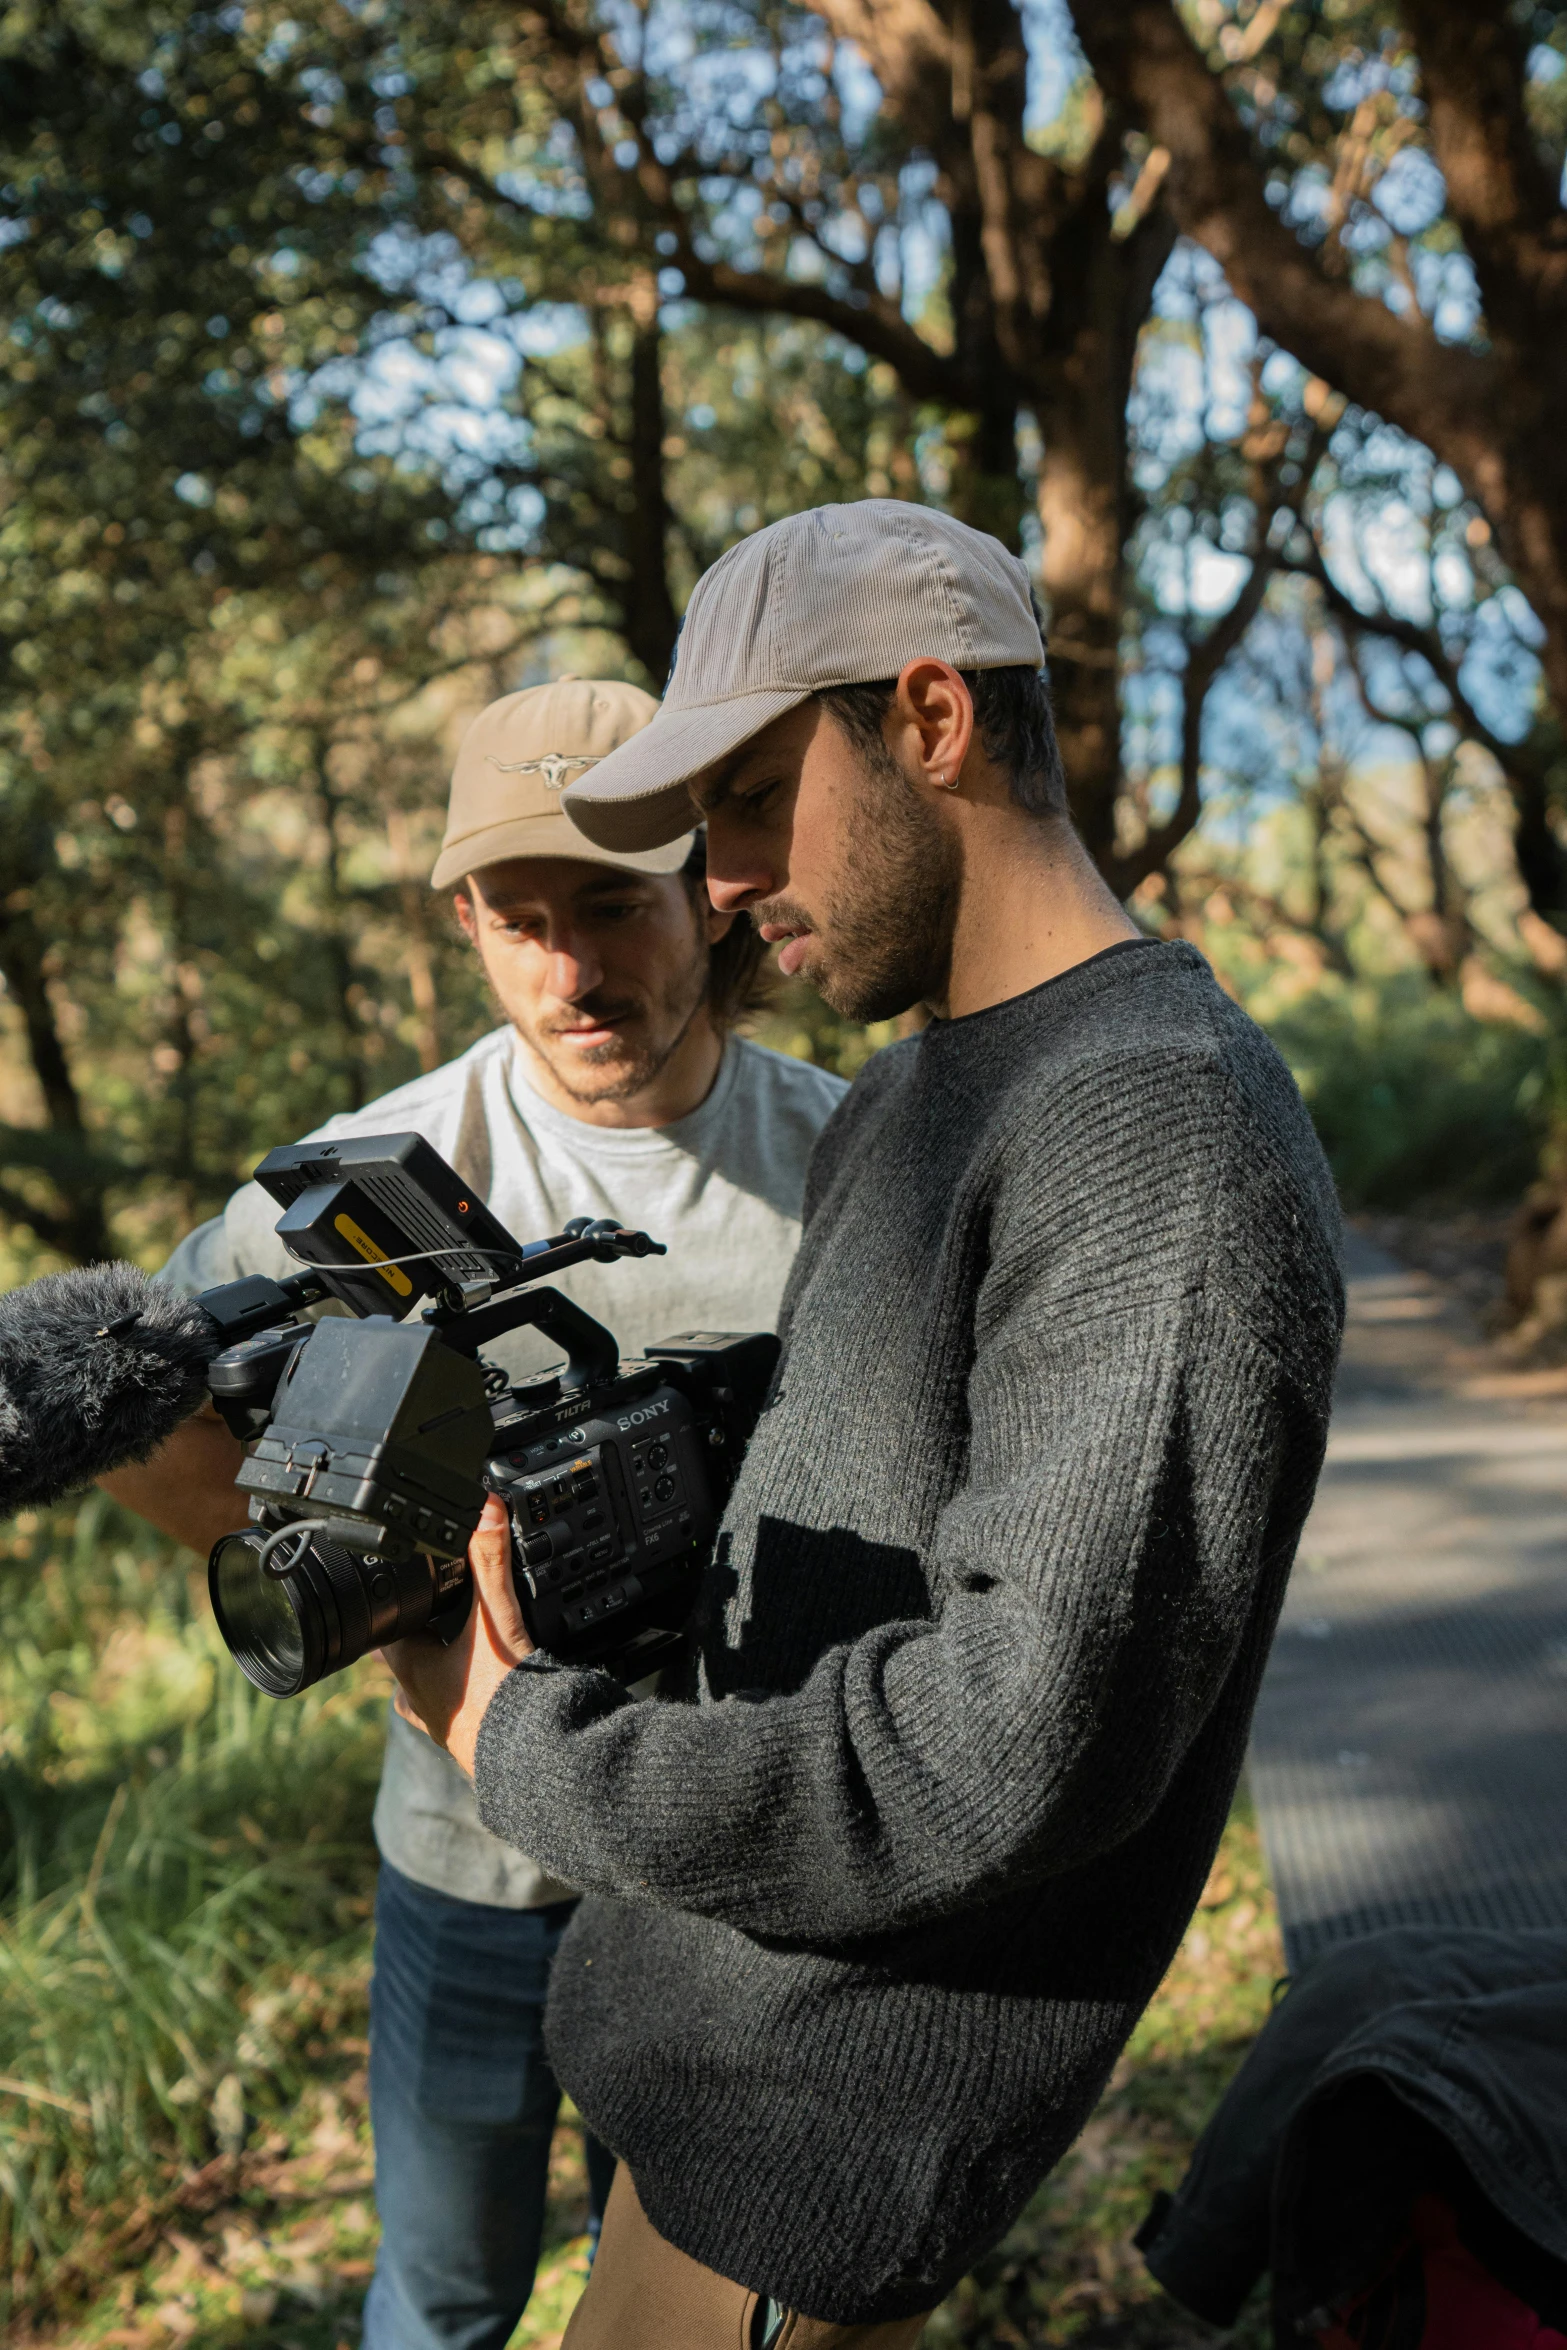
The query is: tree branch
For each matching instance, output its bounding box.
[1065,0,1504,497]
[1289,539,1567,923]
[1111,537,1277,894]
[1112,419,1334,894]
[418,126,970,409]
[1400,0,1567,344]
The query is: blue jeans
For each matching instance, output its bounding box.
[363,1861,616,2350]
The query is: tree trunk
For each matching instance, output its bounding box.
[1506,742,1567,926]
[619,283,681,686]
[1031,169,1174,870]
[0,883,111,1262]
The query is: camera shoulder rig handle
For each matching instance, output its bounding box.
[429,1219,666,1393]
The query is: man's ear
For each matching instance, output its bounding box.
[453,886,478,944]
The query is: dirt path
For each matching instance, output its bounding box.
[1249,1228,1567,1969]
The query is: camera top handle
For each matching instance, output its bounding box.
[427,1217,666,1393]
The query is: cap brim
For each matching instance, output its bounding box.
[430,811,693,890]
[562,689,810,853]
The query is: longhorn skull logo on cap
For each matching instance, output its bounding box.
[485,752,603,793]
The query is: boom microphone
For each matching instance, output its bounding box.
[0,1263,225,1515]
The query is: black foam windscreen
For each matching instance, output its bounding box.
[0,1262,224,1515]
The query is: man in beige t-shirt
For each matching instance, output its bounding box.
[107,680,845,2350]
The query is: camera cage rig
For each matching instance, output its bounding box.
[199,1132,663,1396]
[197,1132,777,1695]
[197,1132,672,1553]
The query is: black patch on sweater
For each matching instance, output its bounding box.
[699,1515,933,1699]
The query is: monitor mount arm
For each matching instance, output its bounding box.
[427,1217,665,1394]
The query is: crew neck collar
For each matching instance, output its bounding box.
[921,938,1204,1045]
[504,1032,741,1155]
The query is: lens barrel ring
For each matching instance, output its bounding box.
[209,1525,448,1697]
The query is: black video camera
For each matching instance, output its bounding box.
[193,1132,776,1698]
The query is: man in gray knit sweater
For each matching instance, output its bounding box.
[385,503,1343,2348]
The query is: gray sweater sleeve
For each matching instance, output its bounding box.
[473,1046,1335,1946]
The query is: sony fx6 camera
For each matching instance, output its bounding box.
[196,1132,776,1698]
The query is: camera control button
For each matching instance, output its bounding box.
[586,1535,614,1566]
[579,1505,604,1530]
[522,1533,552,1566]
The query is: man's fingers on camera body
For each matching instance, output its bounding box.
[469,1491,537,1661]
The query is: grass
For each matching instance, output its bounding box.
[2,1493,1283,2347]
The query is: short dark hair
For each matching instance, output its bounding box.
[815,666,1068,819]
[680,832,775,1031]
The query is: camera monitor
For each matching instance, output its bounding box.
[253,1132,526,1319]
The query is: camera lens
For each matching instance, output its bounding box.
[212,1522,307,1691]
[208,1525,464,1699]
[210,1529,317,1695]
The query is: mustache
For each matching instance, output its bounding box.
[751,897,814,935]
[538,996,642,1039]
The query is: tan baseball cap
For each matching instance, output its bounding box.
[561,500,1045,854]
[430,677,694,888]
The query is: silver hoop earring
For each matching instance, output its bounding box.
[936,769,959,791]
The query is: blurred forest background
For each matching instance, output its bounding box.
[8,0,1567,2341]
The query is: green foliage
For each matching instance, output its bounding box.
[750,976,912,1082]
[1269,977,1550,1210]
[0,1492,384,2328]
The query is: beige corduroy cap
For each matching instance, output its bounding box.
[561,500,1045,853]
[430,677,694,888]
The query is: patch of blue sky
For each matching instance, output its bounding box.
[1140,532,1253,625]
[1321,41,1418,115]
[1461,602,1544,743]
[347,326,520,433]
[467,479,547,553]
[1373,146,1446,238]
[1019,0,1089,137]
[832,40,883,145]
[1133,251,1256,489]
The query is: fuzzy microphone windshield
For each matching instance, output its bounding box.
[0,1262,224,1516]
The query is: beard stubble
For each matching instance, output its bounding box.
[766,748,962,1025]
[514,920,712,1106]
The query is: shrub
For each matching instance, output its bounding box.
[1267,977,1549,1210]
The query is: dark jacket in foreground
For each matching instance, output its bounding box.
[1136,1926,1567,2336]
[474,939,1344,2322]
